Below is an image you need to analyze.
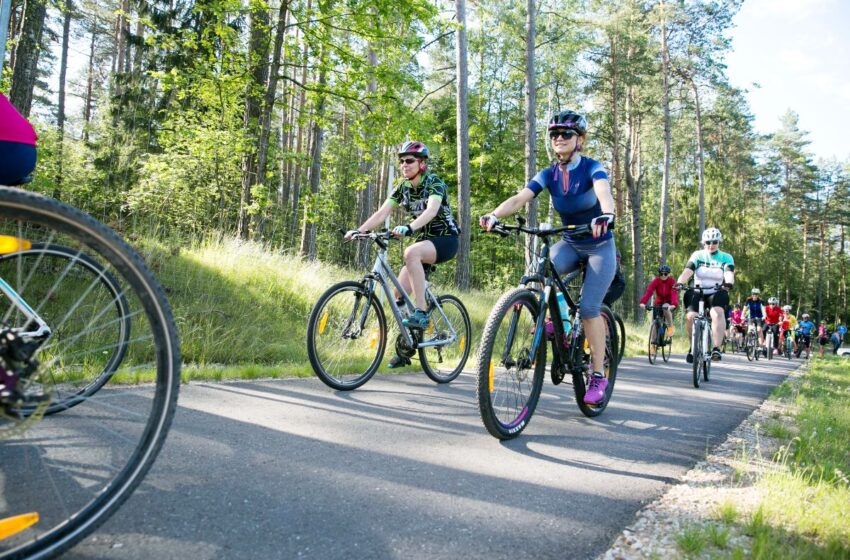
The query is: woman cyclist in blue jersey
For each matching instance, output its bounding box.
[673,227,735,363]
[479,109,617,405]
[744,288,765,345]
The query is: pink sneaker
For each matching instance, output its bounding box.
[583,375,608,404]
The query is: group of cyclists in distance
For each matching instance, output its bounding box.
[346,107,846,388]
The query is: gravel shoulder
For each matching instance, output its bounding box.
[599,360,806,559]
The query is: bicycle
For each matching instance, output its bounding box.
[794,331,811,360]
[476,219,618,440]
[764,324,779,361]
[0,186,180,559]
[745,320,760,362]
[681,284,720,389]
[306,230,471,390]
[780,331,794,360]
[646,304,671,364]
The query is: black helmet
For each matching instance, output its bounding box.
[658,264,671,274]
[548,110,587,135]
[398,141,429,159]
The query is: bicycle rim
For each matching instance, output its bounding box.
[0,187,180,560]
[476,289,544,440]
[692,325,701,388]
[307,281,386,390]
[420,295,471,384]
[647,322,657,364]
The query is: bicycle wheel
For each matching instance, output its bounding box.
[574,306,619,418]
[477,288,545,440]
[766,332,773,360]
[661,325,671,363]
[615,311,625,365]
[692,322,703,388]
[647,321,658,364]
[306,281,386,391]
[0,244,131,416]
[0,187,180,560]
[746,333,755,361]
[420,294,471,384]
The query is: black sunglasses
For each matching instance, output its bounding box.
[399,157,418,165]
[704,240,720,245]
[549,130,578,141]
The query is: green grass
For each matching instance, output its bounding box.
[688,357,850,559]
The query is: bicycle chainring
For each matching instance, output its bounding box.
[395,331,419,359]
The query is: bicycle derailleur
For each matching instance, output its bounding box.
[0,328,47,409]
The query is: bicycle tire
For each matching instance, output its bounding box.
[647,321,658,364]
[0,243,131,416]
[0,187,180,560]
[746,333,755,361]
[420,294,471,384]
[766,332,773,360]
[615,311,625,365]
[693,321,702,388]
[306,281,386,391]
[661,328,670,363]
[476,288,545,440]
[574,305,618,417]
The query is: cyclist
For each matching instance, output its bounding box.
[0,93,38,185]
[345,141,460,368]
[763,297,782,355]
[730,303,746,349]
[480,109,616,405]
[831,323,847,354]
[780,305,797,354]
[639,264,678,339]
[795,313,815,356]
[817,322,829,356]
[743,288,765,345]
[673,227,734,363]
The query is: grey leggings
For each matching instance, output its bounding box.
[550,236,617,320]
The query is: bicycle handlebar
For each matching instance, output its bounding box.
[489,217,592,239]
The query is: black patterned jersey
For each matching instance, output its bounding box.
[388,173,460,240]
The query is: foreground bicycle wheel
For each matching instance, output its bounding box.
[0,243,131,415]
[692,323,703,388]
[573,306,618,417]
[420,295,471,384]
[0,187,180,560]
[647,321,659,364]
[477,288,545,440]
[306,281,387,390]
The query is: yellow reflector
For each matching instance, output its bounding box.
[0,512,39,540]
[488,361,494,392]
[0,235,32,255]
[425,322,434,336]
[369,330,378,348]
[583,338,590,352]
[318,312,329,334]
[459,335,466,351]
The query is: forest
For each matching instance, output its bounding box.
[3,0,849,324]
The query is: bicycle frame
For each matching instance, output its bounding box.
[356,233,458,350]
[0,271,51,339]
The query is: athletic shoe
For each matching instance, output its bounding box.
[686,350,694,364]
[388,355,411,368]
[583,375,608,404]
[402,308,431,329]
[711,347,722,361]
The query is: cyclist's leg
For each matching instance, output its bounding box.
[402,241,438,311]
[708,291,729,349]
[571,239,616,374]
[663,305,674,334]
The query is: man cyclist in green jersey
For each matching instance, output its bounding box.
[673,227,735,363]
[345,141,460,368]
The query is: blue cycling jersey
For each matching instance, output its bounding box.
[797,321,814,335]
[745,298,764,319]
[525,156,610,243]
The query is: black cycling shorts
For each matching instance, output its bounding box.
[0,141,37,185]
[684,289,729,313]
[420,235,459,264]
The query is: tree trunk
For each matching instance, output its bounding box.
[356,44,378,269]
[9,0,47,116]
[657,1,671,264]
[625,87,645,322]
[54,0,72,199]
[523,0,538,268]
[83,23,97,142]
[299,40,328,260]
[691,77,706,235]
[454,0,471,289]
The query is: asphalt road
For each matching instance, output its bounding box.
[67,353,799,560]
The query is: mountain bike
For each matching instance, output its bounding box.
[476,219,618,440]
[682,285,720,389]
[794,331,811,360]
[306,231,471,390]
[745,320,760,362]
[781,331,794,360]
[764,324,778,361]
[0,186,180,560]
[646,304,671,364]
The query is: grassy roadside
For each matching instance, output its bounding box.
[674,356,850,558]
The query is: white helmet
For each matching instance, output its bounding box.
[802,313,810,319]
[751,288,760,295]
[782,305,791,312]
[702,227,722,244]
[768,297,779,305]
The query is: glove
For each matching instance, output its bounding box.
[344,229,361,241]
[392,224,414,237]
[479,214,499,231]
[673,283,685,291]
[590,213,615,236]
[721,282,734,290]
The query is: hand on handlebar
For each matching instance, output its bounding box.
[344,229,361,241]
[590,213,614,238]
[479,214,499,232]
[673,283,685,291]
[639,303,646,309]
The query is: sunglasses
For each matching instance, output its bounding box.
[704,240,720,245]
[659,272,669,276]
[399,157,419,165]
[549,130,578,141]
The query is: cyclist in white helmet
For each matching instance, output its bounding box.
[674,227,735,362]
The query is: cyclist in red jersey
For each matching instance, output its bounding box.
[763,297,783,355]
[639,264,679,337]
